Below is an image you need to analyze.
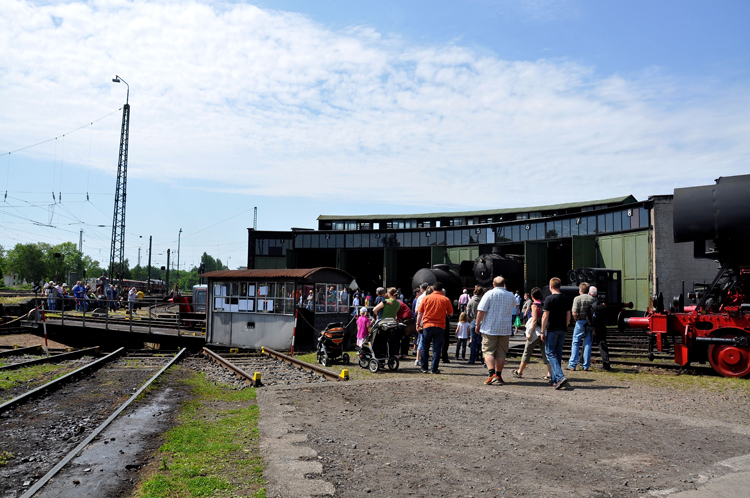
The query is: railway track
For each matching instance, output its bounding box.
[202,347,345,386]
[0,348,185,497]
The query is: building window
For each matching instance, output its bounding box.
[450,218,465,226]
[212,281,294,315]
[345,221,357,230]
[517,213,529,220]
[333,222,344,231]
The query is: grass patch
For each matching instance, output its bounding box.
[0,363,73,401]
[0,296,27,305]
[133,372,265,498]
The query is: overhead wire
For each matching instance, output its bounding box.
[0,107,122,157]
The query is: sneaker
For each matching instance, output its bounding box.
[443,359,451,364]
[431,369,440,374]
[496,375,506,384]
[467,361,476,365]
[484,374,501,385]
[566,366,576,371]
[420,369,429,374]
[582,368,590,371]
[512,369,522,378]
[554,378,568,390]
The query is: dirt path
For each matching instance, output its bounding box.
[272,360,750,497]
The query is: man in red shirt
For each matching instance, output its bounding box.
[417,282,454,374]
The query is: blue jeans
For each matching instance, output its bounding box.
[469,320,482,363]
[545,329,567,384]
[568,320,593,370]
[420,326,444,372]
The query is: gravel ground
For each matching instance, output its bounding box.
[0,356,167,496]
[182,354,329,388]
[276,358,750,498]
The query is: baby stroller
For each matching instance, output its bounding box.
[357,318,401,373]
[317,322,350,367]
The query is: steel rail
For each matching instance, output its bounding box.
[0,346,101,371]
[262,347,345,382]
[20,348,187,498]
[0,347,122,415]
[203,347,255,384]
[0,345,43,357]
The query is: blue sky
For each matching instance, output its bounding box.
[1,0,748,272]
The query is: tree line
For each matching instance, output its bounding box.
[0,243,228,293]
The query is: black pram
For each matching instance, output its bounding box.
[356,318,402,373]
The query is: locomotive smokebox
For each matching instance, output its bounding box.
[411,265,463,301]
[673,174,750,266]
[473,249,524,291]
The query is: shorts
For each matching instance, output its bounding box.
[481,334,510,359]
[520,336,548,364]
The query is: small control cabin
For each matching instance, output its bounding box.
[201,267,356,350]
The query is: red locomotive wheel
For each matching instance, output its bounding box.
[708,339,750,378]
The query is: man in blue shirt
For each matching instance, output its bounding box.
[72,281,86,312]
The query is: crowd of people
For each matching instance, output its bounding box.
[352,276,611,391]
[41,272,145,314]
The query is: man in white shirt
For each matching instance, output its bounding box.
[475,277,516,385]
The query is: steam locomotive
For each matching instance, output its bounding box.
[623,174,750,377]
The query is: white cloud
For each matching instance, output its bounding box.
[1,0,748,211]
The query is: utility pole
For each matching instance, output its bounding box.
[147,236,152,294]
[177,228,182,285]
[137,247,141,267]
[253,207,257,230]
[166,249,171,291]
[78,229,83,279]
[109,75,130,287]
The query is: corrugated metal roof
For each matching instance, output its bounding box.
[317,195,637,221]
[202,267,345,280]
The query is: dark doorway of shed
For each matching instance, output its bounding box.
[548,240,573,284]
[344,250,385,295]
[295,249,337,269]
[396,248,432,298]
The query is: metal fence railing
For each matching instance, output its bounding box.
[27,297,204,338]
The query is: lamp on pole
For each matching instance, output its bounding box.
[109,75,130,287]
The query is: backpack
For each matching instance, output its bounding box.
[590,300,606,326]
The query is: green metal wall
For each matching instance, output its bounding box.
[444,246,478,267]
[524,241,548,292]
[572,235,597,268]
[597,232,650,312]
[254,256,286,269]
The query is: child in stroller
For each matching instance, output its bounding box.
[356,317,402,373]
[317,322,350,367]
